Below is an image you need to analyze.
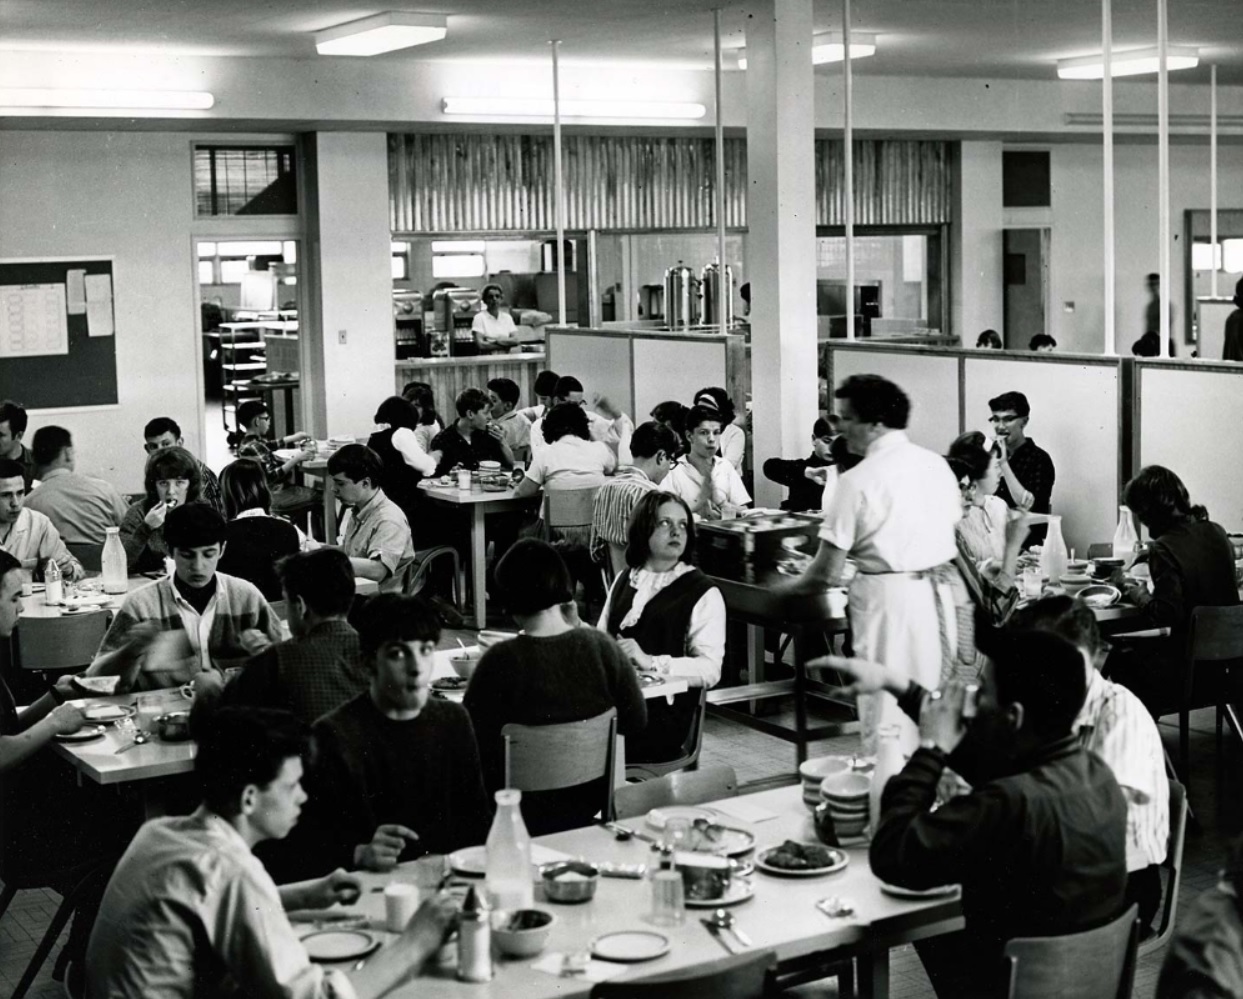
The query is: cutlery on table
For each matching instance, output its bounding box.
[602,821,658,845]
[701,918,738,955]
[116,732,150,754]
[712,908,752,948]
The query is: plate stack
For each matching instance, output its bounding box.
[819,772,871,838]
[798,756,854,809]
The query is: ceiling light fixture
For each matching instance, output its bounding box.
[442,97,707,120]
[0,87,214,111]
[736,31,876,70]
[1057,45,1199,80]
[314,11,448,56]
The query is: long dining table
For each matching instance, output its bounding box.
[332,784,962,999]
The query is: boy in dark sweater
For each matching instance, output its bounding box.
[761,416,837,511]
[275,594,491,877]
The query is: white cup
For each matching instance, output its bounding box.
[384,882,420,932]
[827,588,848,618]
[456,469,472,491]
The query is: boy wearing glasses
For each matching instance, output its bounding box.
[987,391,1055,543]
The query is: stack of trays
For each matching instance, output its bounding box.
[819,772,871,838]
[798,756,855,809]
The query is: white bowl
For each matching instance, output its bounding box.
[820,772,871,801]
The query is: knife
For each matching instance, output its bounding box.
[603,821,659,845]
[701,919,737,955]
[728,923,753,948]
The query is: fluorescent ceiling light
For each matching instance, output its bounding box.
[736,31,876,70]
[0,87,214,110]
[314,11,447,56]
[442,97,706,120]
[1057,46,1198,80]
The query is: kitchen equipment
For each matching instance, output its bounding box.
[638,284,664,321]
[393,290,425,358]
[541,862,599,903]
[694,513,823,585]
[433,288,482,357]
[701,261,734,328]
[664,261,700,330]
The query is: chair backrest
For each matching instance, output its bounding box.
[503,708,617,820]
[65,542,103,572]
[1005,904,1139,999]
[1187,605,1243,662]
[1144,780,1188,953]
[614,764,739,820]
[15,612,111,671]
[544,487,599,529]
[591,949,776,999]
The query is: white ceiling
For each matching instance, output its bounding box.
[3,0,1241,83]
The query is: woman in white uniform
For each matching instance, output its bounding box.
[471,284,518,352]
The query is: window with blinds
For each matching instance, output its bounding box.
[194,145,298,217]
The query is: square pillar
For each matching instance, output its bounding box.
[745,0,818,509]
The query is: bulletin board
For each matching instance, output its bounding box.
[0,258,118,407]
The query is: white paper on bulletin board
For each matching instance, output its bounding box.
[84,273,115,337]
[0,283,69,357]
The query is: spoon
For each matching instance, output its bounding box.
[711,909,752,948]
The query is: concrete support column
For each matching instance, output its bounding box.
[951,141,1004,343]
[745,0,818,510]
[302,132,395,437]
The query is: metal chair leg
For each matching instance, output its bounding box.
[12,892,78,999]
[1180,706,1191,784]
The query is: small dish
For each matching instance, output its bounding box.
[82,703,136,724]
[755,843,849,878]
[450,654,482,680]
[541,862,598,903]
[302,929,379,962]
[684,879,755,908]
[1079,584,1121,609]
[645,805,716,831]
[879,882,961,900]
[449,843,568,877]
[591,930,670,963]
[820,771,871,801]
[493,909,555,958]
[431,676,469,691]
[55,725,107,743]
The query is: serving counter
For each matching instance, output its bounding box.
[394,352,546,408]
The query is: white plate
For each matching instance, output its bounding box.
[50,594,111,609]
[274,448,299,461]
[55,725,107,743]
[646,805,716,831]
[82,703,135,724]
[684,879,755,908]
[302,929,380,962]
[681,824,755,859]
[73,676,120,696]
[591,930,670,963]
[879,882,961,900]
[755,844,848,878]
[449,843,569,877]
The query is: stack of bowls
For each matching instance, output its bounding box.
[819,771,871,838]
[798,756,853,809]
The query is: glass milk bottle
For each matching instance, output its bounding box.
[485,789,533,911]
[102,527,128,594]
[1040,514,1068,584]
[44,559,63,605]
[1112,505,1139,567]
[869,724,903,837]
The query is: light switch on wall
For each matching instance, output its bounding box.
[338,329,348,344]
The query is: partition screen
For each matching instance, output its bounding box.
[964,355,1121,552]
[545,330,633,419]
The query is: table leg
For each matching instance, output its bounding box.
[858,949,891,999]
[470,505,488,628]
[614,734,626,788]
[793,630,809,766]
[322,475,338,543]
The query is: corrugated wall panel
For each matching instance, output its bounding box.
[389,134,948,232]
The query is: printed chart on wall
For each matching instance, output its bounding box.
[0,258,117,407]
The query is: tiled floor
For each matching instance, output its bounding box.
[4,690,1240,998]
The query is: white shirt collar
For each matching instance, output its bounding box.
[865,429,909,457]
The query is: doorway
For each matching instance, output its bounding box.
[1003,228,1050,349]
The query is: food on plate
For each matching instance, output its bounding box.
[73,675,120,695]
[763,840,835,871]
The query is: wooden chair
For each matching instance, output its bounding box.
[14,611,110,672]
[65,542,103,572]
[541,486,599,546]
[614,764,738,820]
[591,949,777,999]
[1139,779,1188,957]
[401,545,461,608]
[625,686,708,781]
[1004,904,1139,999]
[1179,605,1243,781]
[503,708,617,823]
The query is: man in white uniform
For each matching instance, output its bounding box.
[790,374,961,752]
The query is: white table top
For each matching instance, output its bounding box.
[420,480,536,507]
[339,784,963,999]
[20,576,156,620]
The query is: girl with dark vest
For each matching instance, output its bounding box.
[600,490,726,764]
[367,396,437,544]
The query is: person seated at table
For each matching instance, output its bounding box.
[1029,332,1057,352]
[976,329,1003,349]
[233,400,319,519]
[0,400,35,488]
[368,396,438,522]
[988,390,1055,545]
[119,445,205,574]
[465,539,646,834]
[430,388,514,477]
[86,705,459,999]
[0,457,84,581]
[400,381,444,455]
[650,401,689,458]
[1105,465,1240,718]
[762,416,838,512]
[692,386,745,473]
[1158,835,1243,998]
[0,549,137,998]
[599,491,725,765]
[861,629,1128,999]
[89,503,281,692]
[322,444,414,590]
[487,377,532,461]
[215,458,301,601]
[472,283,519,352]
[515,369,559,423]
[25,425,128,547]
[514,402,616,501]
[590,421,679,569]
[1008,594,1169,936]
[663,405,751,519]
[142,416,225,515]
[220,549,366,724]
[530,376,633,460]
[947,431,1014,566]
[281,595,491,878]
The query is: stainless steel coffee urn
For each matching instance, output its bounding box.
[701,262,734,328]
[664,261,700,330]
